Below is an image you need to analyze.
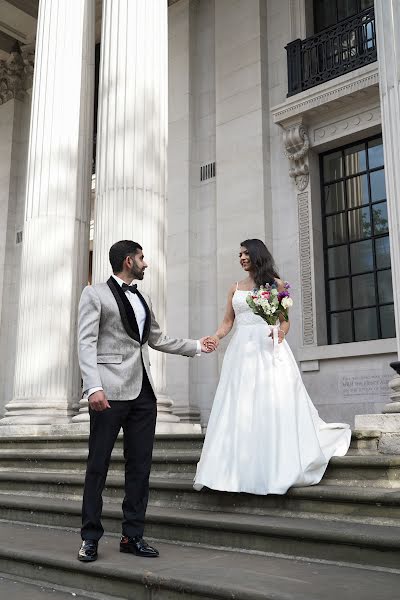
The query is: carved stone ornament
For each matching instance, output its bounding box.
[283,124,310,191]
[0,42,35,106]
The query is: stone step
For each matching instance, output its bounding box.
[348,429,381,454]
[0,573,105,600]
[0,429,382,455]
[0,448,199,476]
[0,433,204,451]
[148,479,400,522]
[1,520,399,600]
[1,449,400,487]
[1,494,400,569]
[325,454,400,487]
[0,470,399,523]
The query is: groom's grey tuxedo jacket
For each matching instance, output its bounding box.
[78,277,197,400]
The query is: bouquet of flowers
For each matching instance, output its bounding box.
[246,282,292,325]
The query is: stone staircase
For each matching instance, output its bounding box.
[0,430,399,599]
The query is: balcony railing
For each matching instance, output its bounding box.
[285,7,377,97]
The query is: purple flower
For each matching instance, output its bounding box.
[278,290,289,302]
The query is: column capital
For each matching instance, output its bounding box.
[0,42,36,105]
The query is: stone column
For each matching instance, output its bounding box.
[0,0,94,428]
[90,0,176,424]
[355,1,400,445]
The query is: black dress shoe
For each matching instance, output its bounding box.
[78,539,98,562]
[120,535,159,558]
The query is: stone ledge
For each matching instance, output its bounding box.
[271,62,379,126]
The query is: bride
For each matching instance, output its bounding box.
[194,239,351,495]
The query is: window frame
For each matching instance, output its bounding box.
[320,134,394,345]
[313,0,374,33]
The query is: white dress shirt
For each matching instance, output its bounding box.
[87,275,201,398]
[112,274,147,338]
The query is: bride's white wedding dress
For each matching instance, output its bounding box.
[194,288,351,495]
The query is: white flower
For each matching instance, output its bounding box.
[281,297,293,309]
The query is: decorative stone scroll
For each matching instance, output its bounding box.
[283,123,310,191]
[0,42,35,105]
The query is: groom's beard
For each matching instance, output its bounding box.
[130,265,144,280]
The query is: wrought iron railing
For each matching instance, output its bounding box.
[286,7,377,97]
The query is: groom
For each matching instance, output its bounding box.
[77,240,215,562]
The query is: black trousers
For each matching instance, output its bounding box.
[81,372,157,541]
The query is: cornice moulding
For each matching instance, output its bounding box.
[271,63,379,127]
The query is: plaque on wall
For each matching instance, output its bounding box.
[339,371,391,398]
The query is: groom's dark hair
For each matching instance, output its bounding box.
[109,240,143,273]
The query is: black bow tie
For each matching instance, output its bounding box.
[121,283,138,294]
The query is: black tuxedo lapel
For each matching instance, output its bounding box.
[135,288,151,344]
[107,277,152,345]
[107,277,140,342]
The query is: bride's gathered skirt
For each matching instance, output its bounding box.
[193,290,351,495]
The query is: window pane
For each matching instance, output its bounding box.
[380,305,396,339]
[323,151,343,182]
[350,239,373,273]
[328,246,349,277]
[354,308,378,341]
[372,202,389,235]
[337,0,359,21]
[345,143,367,176]
[361,0,374,8]
[352,273,375,307]
[315,3,337,32]
[324,182,345,214]
[348,206,371,241]
[326,213,347,245]
[375,236,391,269]
[346,175,369,208]
[370,170,386,202]
[331,312,353,344]
[329,278,351,311]
[378,270,394,304]
[368,138,384,169]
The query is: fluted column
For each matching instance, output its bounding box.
[355,1,400,443]
[0,0,94,426]
[91,0,176,422]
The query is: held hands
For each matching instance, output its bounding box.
[88,390,111,412]
[200,335,220,353]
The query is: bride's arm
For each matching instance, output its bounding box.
[209,284,236,346]
[275,278,290,340]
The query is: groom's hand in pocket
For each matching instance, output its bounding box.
[89,390,111,412]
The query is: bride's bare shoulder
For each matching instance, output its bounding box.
[228,282,238,295]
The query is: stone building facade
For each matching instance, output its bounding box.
[0,0,399,435]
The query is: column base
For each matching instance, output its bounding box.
[71,395,190,425]
[71,398,89,423]
[0,422,90,438]
[156,393,180,423]
[173,406,201,424]
[0,420,201,437]
[0,400,75,426]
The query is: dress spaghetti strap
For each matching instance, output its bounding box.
[236,282,239,291]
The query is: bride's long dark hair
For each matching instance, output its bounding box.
[241,239,280,289]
